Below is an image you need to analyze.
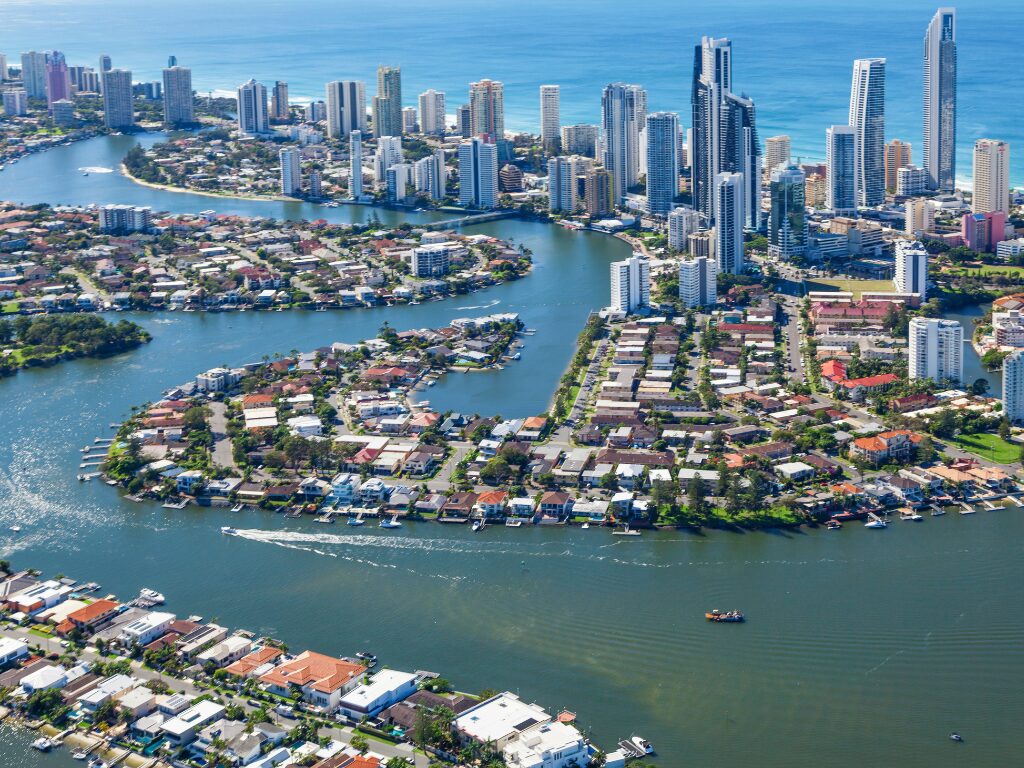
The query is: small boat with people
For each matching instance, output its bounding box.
[706,609,744,623]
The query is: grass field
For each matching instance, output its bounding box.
[943,265,1024,278]
[950,432,1021,464]
[804,278,895,298]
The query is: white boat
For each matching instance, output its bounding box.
[505,518,523,527]
[221,526,239,535]
[581,522,590,530]
[471,519,484,532]
[72,750,88,760]
[347,511,365,526]
[31,738,53,752]
[139,588,165,604]
[10,525,21,533]
[864,519,887,529]
[379,514,402,529]
[630,736,655,755]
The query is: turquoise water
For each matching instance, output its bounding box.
[3,0,1023,183]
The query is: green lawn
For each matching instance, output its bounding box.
[944,265,1024,278]
[2,301,18,314]
[804,278,896,298]
[950,432,1021,464]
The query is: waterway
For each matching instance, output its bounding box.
[1,137,1023,768]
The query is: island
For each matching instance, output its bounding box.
[0,314,150,376]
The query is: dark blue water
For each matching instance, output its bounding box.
[3,0,1022,183]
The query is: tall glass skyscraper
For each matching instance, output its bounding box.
[849,58,886,207]
[644,111,680,217]
[600,83,646,205]
[923,8,957,192]
[768,166,807,259]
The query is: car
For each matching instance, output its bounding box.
[275,704,297,718]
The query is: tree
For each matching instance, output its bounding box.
[599,471,618,491]
[998,418,1011,440]
[350,734,369,753]
[479,456,512,485]
[687,475,709,518]
[971,377,991,396]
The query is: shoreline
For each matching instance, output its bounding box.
[121,163,298,203]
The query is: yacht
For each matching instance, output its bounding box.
[72,750,89,760]
[581,522,590,530]
[31,738,53,752]
[379,514,402,529]
[471,519,484,532]
[139,588,165,604]
[630,736,655,755]
[347,511,365,526]
[864,518,888,529]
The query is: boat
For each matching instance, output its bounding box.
[347,511,365,526]
[706,610,744,623]
[139,588,165,604]
[31,738,53,752]
[505,518,523,527]
[471,519,484,532]
[230,503,244,512]
[581,522,590,530]
[82,172,89,176]
[825,520,842,530]
[899,510,923,521]
[379,514,402,529]
[356,651,377,663]
[949,732,963,742]
[220,526,238,536]
[72,750,88,760]
[864,519,887,529]
[630,736,655,755]
[9,525,21,533]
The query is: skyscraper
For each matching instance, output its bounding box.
[418,89,446,135]
[101,69,134,130]
[768,166,807,259]
[372,65,402,137]
[561,124,598,158]
[236,79,268,134]
[548,155,583,213]
[540,85,560,153]
[279,148,302,195]
[678,256,718,308]
[923,7,957,192]
[402,107,417,133]
[458,137,498,210]
[97,54,111,94]
[894,239,929,299]
[1003,349,1024,424]
[374,136,403,183]
[349,130,364,200]
[764,135,791,174]
[905,198,937,237]
[0,54,8,81]
[973,139,1010,214]
[668,207,701,251]
[469,79,504,139]
[826,125,857,215]
[884,139,912,191]
[609,255,651,314]
[456,105,472,138]
[714,172,744,274]
[162,66,194,127]
[644,112,680,216]
[325,81,366,138]
[849,58,886,207]
[909,317,962,384]
[584,166,614,218]
[44,51,70,109]
[691,37,761,229]
[414,149,446,200]
[600,83,646,204]
[2,89,28,117]
[20,51,47,99]
[271,81,290,121]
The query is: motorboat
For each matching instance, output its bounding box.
[9,525,21,533]
[630,736,655,755]
[706,609,744,623]
[581,522,590,530]
[72,750,89,760]
[139,588,165,604]
[471,519,484,532]
[864,519,887,529]
[825,520,842,530]
[220,526,238,536]
[949,733,963,742]
[379,514,402,529]
[356,651,377,663]
[505,518,523,527]
[347,511,365,526]
[31,738,53,752]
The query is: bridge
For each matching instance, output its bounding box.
[420,209,520,230]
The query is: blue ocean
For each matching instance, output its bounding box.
[3,0,1022,183]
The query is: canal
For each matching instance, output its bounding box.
[0,137,1022,768]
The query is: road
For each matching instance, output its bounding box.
[4,625,424,766]
[208,402,238,472]
[426,441,473,491]
[781,298,806,383]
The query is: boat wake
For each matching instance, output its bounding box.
[78,166,114,173]
[455,298,501,311]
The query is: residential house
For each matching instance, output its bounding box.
[258,651,363,711]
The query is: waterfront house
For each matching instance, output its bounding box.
[414,493,447,516]
[120,611,176,647]
[161,700,226,746]
[192,718,265,765]
[503,720,590,768]
[775,462,816,483]
[116,686,157,719]
[441,492,477,521]
[454,692,552,750]
[475,491,508,518]
[196,635,252,668]
[177,624,229,660]
[538,492,572,519]
[848,430,921,466]
[78,673,135,712]
[258,650,363,712]
[508,497,535,517]
[224,646,284,679]
[176,469,205,495]
[336,669,418,720]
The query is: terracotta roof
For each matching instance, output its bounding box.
[841,373,899,388]
[225,646,284,677]
[476,490,508,505]
[258,650,362,694]
[67,599,120,625]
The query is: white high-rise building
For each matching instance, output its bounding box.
[540,85,560,152]
[645,111,680,217]
[325,81,366,138]
[349,130,364,200]
[414,149,446,200]
[418,89,446,135]
[458,137,498,210]
[98,204,152,233]
[2,88,28,117]
[973,139,1010,214]
[849,58,886,207]
[600,83,646,204]
[894,239,928,299]
[101,68,134,129]
[0,54,7,81]
[271,81,289,121]
[905,198,937,236]
[547,155,582,214]
[609,255,651,314]
[20,52,47,99]
[923,8,957,192]
[374,136,403,183]
[386,162,413,202]
[402,106,418,133]
[236,79,268,134]
[162,66,194,126]
[909,317,962,384]
[1003,349,1024,424]
[826,125,857,215]
[411,245,451,277]
[668,207,701,251]
[561,124,598,158]
[764,135,791,174]
[714,172,744,275]
[678,256,718,309]
[279,148,302,195]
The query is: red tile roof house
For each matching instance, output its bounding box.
[475,491,508,518]
[538,491,573,520]
[848,430,922,466]
[258,651,363,712]
[839,373,900,402]
[54,599,121,637]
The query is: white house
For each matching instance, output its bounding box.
[119,611,175,647]
[455,692,552,750]
[161,700,226,746]
[336,669,418,720]
[503,720,590,768]
[0,637,28,665]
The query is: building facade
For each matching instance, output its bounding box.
[884,139,912,191]
[894,239,928,298]
[458,137,498,210]
[849,58,886,207]
[973,139,1010,214]
[279,148,302,195]
[645,111,680,217]
[768,166,807,259]
[609,255,650,313]
[540,85,560,153]
[373,65,402,138]
[600,83,646,205]
[326,80,366,138]
[1003,349,1024,424]
[236,78,268,134]
[679,256,718,308]
[714,172,744,274]
[102,68,134,129]
[418,89,446,135]
[668,206,701,251]
[469,79,504,139]
[908,317,962,384]
[826,125,857,215]
[162,66,194,126]
[923,7,957,192]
